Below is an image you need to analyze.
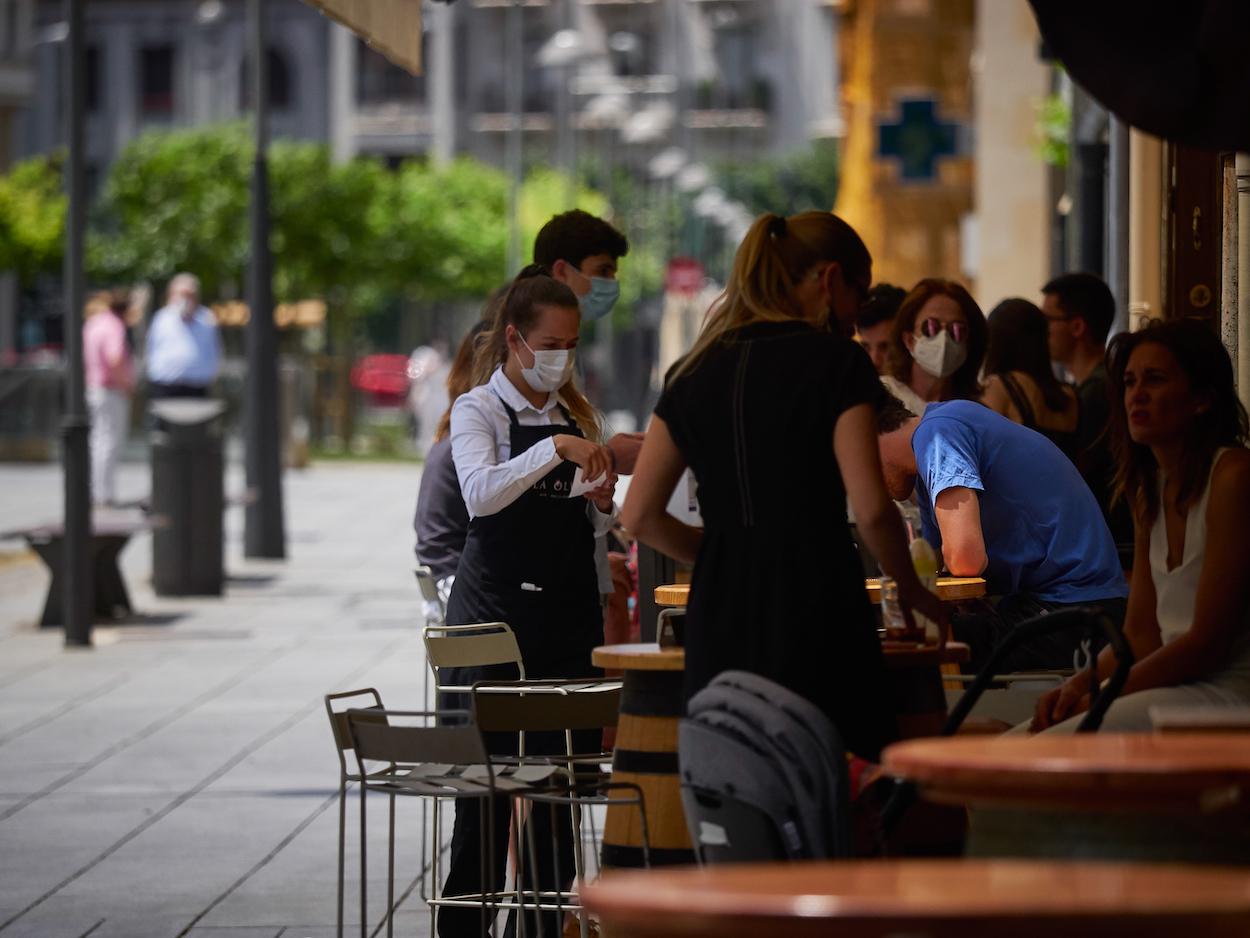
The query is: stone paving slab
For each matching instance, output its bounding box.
[0,459,445,937]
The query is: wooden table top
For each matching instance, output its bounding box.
[883,733,1250,813]
[654,576,987,607]
[592,643,686,671]
[593,641,967,672]
[582,860,1250,938]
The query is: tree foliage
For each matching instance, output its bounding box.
[715,140,841,217]
[0,153,67,286]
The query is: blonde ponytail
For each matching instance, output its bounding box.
[670,210,871,381]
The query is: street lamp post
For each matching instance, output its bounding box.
[506,0,523,274]
[61,0,91,647]
[244,0,286,559]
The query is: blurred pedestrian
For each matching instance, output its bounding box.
[145,273,221,399]
[83,290,135,506]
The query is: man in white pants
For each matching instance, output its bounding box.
[83,291,135,505]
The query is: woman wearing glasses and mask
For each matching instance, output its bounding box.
[440,266,616,938]
[882,279,988,417]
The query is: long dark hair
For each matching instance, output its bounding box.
[1107,320,1249,526]
[984,298,1072,415]
[886,278,987,402]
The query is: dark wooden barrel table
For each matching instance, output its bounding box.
[591,643,694,868]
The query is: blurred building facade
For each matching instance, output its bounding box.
[0,0,34,363]
[18,0,843,174]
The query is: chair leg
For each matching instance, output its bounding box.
[387,793,396,938]
[337,780,347,938]
[359,783,368,938]
[430,796,440,938]
[480,798,490,938]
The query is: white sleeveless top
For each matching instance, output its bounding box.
[1149,449,1250,674]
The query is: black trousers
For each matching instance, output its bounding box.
[438,664,597,938]
[952,593,1128,676]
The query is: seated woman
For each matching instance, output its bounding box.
[981,298,1080,463]
[1031,320,1250,733]
[622,211,947,762]
[881,278,987,417]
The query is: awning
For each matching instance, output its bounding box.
[1028,0,1250,151]
[301,0,423,76]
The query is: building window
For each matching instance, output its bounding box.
[139,45,174,115]
[85,45,101,112]
[355,38,424,105]
[239,47,294,111]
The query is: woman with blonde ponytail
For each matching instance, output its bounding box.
[622,211,946,761]
[439,266,616,938]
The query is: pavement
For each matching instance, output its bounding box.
[0,458,439,938]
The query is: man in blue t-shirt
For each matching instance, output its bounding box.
[875,391,1127,672]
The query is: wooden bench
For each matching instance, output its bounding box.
[2,516,163,627]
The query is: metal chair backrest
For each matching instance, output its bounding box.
[346,708,487,772]
[423,622,526,692]
[414,564,443,606]
[325,688,383,777]
[472,680,622,735]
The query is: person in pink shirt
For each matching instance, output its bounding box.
[83,290,135,505]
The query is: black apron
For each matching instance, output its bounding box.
[444,396,603,683]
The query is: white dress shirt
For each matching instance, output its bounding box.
[451,367,616,534]
[145,304,222,386]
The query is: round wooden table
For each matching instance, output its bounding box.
[582,859,1250,938]
[653,577,988,608]
[884,734,1250,864]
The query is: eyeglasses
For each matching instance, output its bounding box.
[918,318,969,342]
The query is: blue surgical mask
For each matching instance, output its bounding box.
[576,272,621,321]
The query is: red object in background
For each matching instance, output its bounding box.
[665,257,705,295]
[351,353,411,405]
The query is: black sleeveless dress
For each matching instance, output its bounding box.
[654,321,897,760]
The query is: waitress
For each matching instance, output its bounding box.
[439,267,615,938]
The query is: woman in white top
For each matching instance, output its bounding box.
[440,268,616,938]
[1031,320,1250,733]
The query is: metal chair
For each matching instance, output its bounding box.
[419,622,526,923]
[414,564,445,623]
[346,707,558,938]
[324,688,383,938]
[423,621,526,696]
[470,679,647,938]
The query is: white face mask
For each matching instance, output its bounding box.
[518,333,575,393]
[911,331,967,379]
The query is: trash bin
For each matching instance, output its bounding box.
[150,399,226,596]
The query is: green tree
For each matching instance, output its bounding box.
[385,157,509,302]
[0,153,67,286]
[715,140,841,218]
[89,124,252,298]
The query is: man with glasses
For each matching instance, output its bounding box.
[1043,272,1133,565]
[874,389,1128,674]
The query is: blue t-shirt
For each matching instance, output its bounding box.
[912,400,1127,603]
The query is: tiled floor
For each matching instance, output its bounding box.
[0,459,437,938]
